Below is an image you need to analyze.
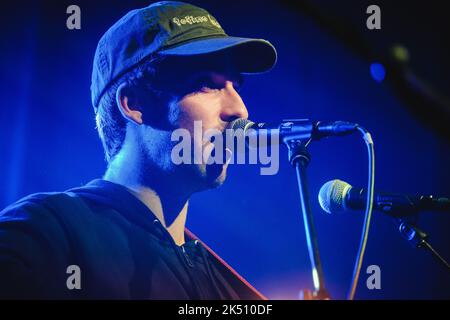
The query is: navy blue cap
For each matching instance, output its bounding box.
[91,1,277,110]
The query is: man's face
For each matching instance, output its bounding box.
[141,56,249,193]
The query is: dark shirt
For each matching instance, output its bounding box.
[0,179,265,299]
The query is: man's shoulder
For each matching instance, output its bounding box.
[1,190,86,220]
[0,188,107,237]
[0,183,132,241]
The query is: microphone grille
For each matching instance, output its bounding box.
[318,179,352,214]
[227,118,254,132]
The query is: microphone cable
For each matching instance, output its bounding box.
[347,126,375,300]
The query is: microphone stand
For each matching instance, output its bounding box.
[395,217,450,272]
[285,138,330,300]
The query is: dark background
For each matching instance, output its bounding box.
[0,0,449,299]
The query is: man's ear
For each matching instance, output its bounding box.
[116,83,143,125]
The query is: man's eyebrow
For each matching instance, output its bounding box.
[178,70,245,94]
[214,71,244,88]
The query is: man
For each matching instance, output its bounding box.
[0,1,276,299]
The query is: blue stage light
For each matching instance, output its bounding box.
[370,62,386,82]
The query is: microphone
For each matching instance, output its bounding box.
[318,179,450,216]
[227,119,358,144]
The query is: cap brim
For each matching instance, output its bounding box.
[158,36,277,74]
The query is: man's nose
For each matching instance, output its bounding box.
[219,81,249,122]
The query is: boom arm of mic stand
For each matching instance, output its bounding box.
[285,138,330,300]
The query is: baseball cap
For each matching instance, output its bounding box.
[91,1,277,110]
